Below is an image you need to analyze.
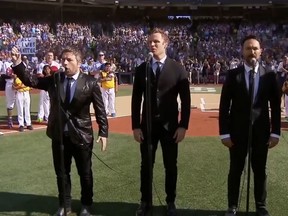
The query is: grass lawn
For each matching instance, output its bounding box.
[1,84,286,216]
[0,131,288,216]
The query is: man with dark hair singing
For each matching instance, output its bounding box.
[11,46,108,216]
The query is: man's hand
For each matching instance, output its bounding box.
[173,127,186,143]
[96,136,107,151]
[221,137,234,148]
[268,136,279,149]
[133,128,143,143]
[11,46,22,66]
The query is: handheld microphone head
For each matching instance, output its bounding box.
[250,58,257,69]
[147,52,153,62]
[56,67,65,73]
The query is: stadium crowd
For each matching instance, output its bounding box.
[1,18,287,85]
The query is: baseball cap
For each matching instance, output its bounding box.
[98,51,105,56]
[50,66,58,72]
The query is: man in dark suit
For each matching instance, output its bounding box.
[131,28,191,216]
[11,46,108,216]
[219,35,281,216]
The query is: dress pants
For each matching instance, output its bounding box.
[52,135,94,207]
[227,137,268,208]
[140,119,178,204]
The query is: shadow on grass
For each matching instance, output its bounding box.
[0,192,256,216]
[0,114,38,122]
[0,192,60,215]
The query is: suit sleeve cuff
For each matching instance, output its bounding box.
[220,134,230,140]
[270,133,280,139]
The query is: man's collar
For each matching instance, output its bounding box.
[66,71,80,80]
[152,56,167,65]
[244,63,259,73]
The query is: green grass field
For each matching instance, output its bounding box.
[1,131,288,215]
[1,85,288,215]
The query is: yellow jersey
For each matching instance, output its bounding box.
[13,77,31,92]
[101,71,115,89]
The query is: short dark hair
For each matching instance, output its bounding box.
[241,35,260,47]
[149,28,169,44]
[60,46,83,63]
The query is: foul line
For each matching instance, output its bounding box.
[200,97,219,113]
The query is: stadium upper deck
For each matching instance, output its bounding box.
[0,0,287,21]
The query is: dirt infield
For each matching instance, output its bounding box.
[0,90,220,137]
[0,108,219,137]
[106,109,218,137]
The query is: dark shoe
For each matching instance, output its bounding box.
[136,202,151,216]
[8,118,13,129]
[53,207,71,216]
[19,126,24,132]
[166,202,177,216]
[80,205,91,216]
[224,206,237,216]
[111,113,116,117]
[256,207,270,216]
[27,125,33,130]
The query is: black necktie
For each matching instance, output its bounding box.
[249,70,255,104]
[155,62,161,83]
[64,77,72,108]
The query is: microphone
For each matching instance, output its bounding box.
[147,52,153,62]
[54,67,65,74]
[251,58,257,71]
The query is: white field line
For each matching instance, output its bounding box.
[200,97,219,113]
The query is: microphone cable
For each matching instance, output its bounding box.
[238,158,247,211]
[91,145,165,206]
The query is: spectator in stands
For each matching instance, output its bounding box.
[201,59,210,84]
[90,51,106,80]
[277,54,288,99]
[13,74,33,132]
[22,55,33,74]
[37,51,60,77]
[37,65,51,123]
[99,62,116,117]
[1,62,16,129]
[213,60,221,84]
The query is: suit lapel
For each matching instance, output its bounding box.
[59,72,65,103]
[70,73,85,106]
[157,58,169,86]
[254,65,265,103]
[237,66,249,96]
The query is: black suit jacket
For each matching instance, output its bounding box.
[131,58,191,132]
[13,63,108,145]
[219,65,281,144]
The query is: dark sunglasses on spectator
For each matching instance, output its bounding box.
[99,54,104,56]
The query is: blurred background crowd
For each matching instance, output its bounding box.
[0,18,288,84]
